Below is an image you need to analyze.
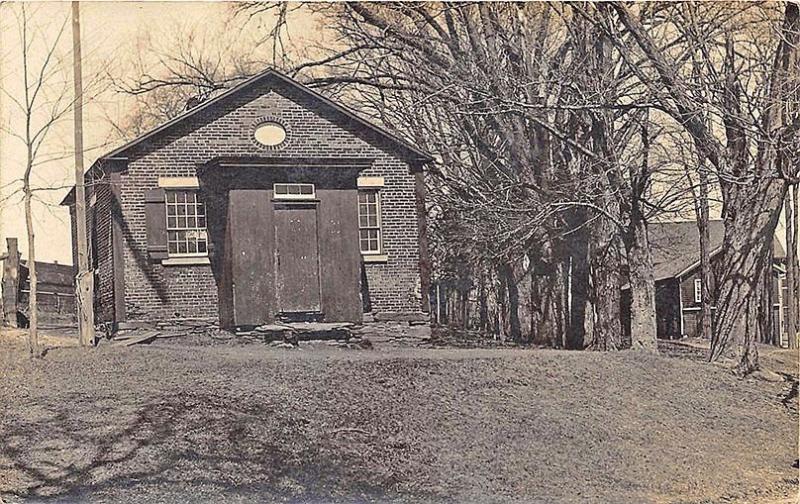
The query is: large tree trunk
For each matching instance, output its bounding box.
[566,222,590,350]
[23,186,39,358]
[499,262,522,342]
[786,187,798,349]
[694,163,713,341]
[624,217,658,352]
[2,238,20,328]
[529,243,567,347]
[587,230,622,351]
[759,247,775,345]
[478,271,489,333]
[414,171,431,316]
[711,181,786,373]
[533,270,566,348]
[460,285,468,330]
[792,184,799,348]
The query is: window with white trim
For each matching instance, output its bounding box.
[273,183,315,200]
[358,190,381,254]
[694,278,702,303]
[166,190,208,256]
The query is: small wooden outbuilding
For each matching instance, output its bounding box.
[625,220,790,346]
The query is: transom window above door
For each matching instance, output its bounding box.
[273,183,315,200]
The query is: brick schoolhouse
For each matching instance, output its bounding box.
[61,69,432,329]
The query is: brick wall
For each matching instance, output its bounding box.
[115,80,423,322]
[92,180,115,322]
[69,172,117,323]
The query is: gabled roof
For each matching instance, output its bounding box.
[649,220,786,281]
[61,68,432,205]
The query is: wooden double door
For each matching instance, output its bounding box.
[225,186,362,328]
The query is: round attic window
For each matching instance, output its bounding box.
[254,122,287,146]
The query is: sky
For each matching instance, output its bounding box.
[0,1,317,264]
[0,2,234,264]
[0,2,794,265]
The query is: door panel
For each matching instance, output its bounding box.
[274,205,322,313]
[230,190,274,326]
[316,188,362,322]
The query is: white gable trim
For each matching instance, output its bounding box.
[674,246,724,279]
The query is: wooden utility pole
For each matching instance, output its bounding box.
[72,1,94,347]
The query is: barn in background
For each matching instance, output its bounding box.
[0,238,75,328]
[18,260,76,326]
[625,220,790,346]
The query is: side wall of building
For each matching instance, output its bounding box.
[92,179,116,323]
[679,262,785,342]
[69,171,116,324]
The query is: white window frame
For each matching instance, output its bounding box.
[358,189,382,255]
[694,278,702,303]
[273,183,316,200]
[165,190,209,258]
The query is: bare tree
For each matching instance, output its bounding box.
[130,2,679,349]
[2,5,70,356]
[794,184,799,348]
[603,2,800,373]
[684,157,714,342]
[787,185,799,348]
[107,6,348,139]
[2,4,105,355]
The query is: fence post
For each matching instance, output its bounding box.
[2,238,20,328]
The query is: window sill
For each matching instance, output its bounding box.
[162,256,211,266]
[362,254,389,263]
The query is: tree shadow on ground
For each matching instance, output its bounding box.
[0,391,432,503]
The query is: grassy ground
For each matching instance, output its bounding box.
[0,328,797,503]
